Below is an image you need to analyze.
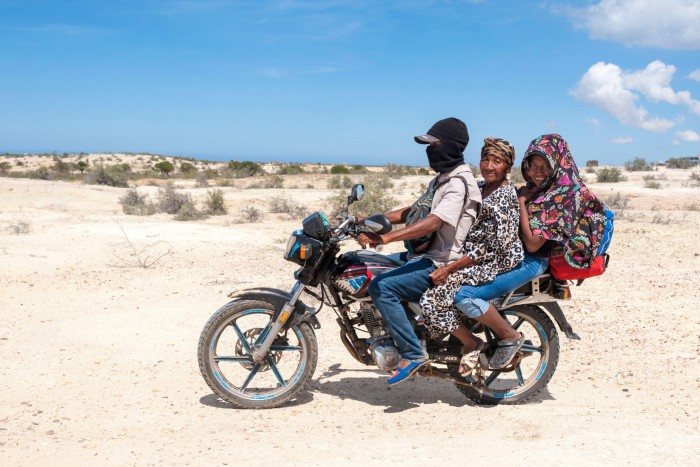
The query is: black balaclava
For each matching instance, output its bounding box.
[427,140,464,173]
[417,117,469,173]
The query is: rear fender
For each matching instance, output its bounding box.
[539,302,580,340]
[227,287,321,330]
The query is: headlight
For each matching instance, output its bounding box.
[284,230,303,259]
[283,230,323,266]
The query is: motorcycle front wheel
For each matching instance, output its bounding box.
[455,304,559,405]
[198,299,318,409]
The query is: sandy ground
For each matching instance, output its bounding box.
[1,163,699,466]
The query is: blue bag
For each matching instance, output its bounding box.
[596,205,615,255]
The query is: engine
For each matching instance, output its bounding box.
[359,303,400,371]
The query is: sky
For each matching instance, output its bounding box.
[1,0,699,166]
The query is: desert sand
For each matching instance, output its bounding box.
[1,157,699,466]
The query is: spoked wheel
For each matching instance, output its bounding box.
[455,305,559,405]
[198,299,318,409]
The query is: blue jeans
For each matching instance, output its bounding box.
[368,252,434,361]
[453,255,549,318]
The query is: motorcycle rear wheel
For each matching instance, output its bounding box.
[198,299,318,409]
[455,305,559,405]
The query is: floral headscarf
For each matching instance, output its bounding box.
[522,134,607,268]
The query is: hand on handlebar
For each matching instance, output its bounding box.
[357,232,384,249]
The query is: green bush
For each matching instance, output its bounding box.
[277,164,304,175]
[76,160,88,174]
[228,160,263,177]
[84,165,129,187]
[154,161,174,177]
[624,157,652,172]
[0,161,11,174]
[597,167,626,183]
[330,164,350,174]
[180,162,198,176]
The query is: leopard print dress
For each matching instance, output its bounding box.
[420,183,523,336]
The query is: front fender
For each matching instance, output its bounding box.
[227,287,321,330]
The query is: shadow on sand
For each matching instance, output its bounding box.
[199,363,555,412]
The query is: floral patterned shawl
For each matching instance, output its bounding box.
[522,134,607,268]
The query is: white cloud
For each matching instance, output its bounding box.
[675,130,700,141]
[610,137,633,144]
[564,0,700,49]
[689,69,700,81]
[571,62,675,132]
[623,61,700,114]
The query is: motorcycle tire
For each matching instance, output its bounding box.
[455,305,559,405]
[198,299,318,409]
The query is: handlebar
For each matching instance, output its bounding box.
[331,214,385,251]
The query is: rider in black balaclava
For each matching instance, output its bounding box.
[414,118,469,173]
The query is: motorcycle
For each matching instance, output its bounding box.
[198,184,581,408]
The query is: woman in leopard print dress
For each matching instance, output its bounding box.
[419,137,524,374]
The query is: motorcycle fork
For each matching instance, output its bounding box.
[250,281,305,364]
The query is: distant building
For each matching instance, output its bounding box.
[586,160,599,167]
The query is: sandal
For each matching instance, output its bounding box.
[458,342,484,377]
[489,333,525,369]
[387,359,432,386]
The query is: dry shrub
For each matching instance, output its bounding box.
[263,175,284,189]
[328,175,353,189]
[642,175,661,189]
[158,183,192,214]
[119,189,156,215]
[205,189,227,215]
[7,220,30,235]
[597,168,626,183]
[268,196,306,219]
[602,192,630,211]
[174,201,208,221]
[235,206,264,223]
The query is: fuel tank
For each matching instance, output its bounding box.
[332,250,403,298]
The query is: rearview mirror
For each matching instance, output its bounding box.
[348,184,365,205]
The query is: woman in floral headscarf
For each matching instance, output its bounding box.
[518,134,607,267]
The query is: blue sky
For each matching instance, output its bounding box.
[1,0,699,166]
